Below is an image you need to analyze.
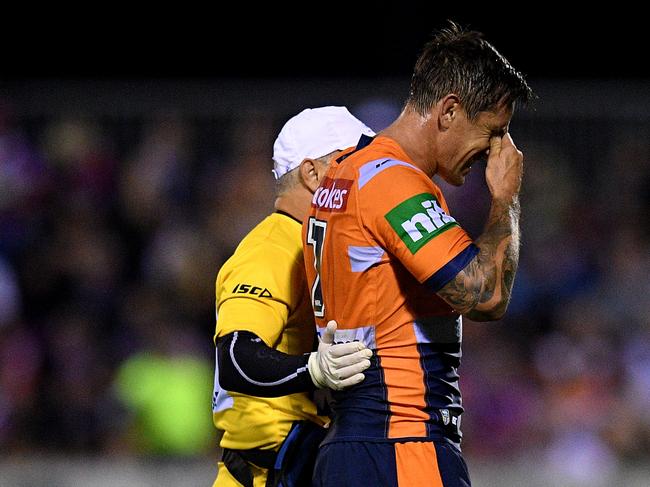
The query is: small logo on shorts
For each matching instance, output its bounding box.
[440,409,450,426]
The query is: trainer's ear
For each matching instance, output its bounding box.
[438,94,461,130]
[299,158,328,193]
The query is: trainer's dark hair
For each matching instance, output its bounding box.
[407,21,533,119]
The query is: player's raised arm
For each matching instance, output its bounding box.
[437,132,522,321]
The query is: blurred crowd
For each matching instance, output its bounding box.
[0,87,649,483]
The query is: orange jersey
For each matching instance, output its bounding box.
[303,135,478,445]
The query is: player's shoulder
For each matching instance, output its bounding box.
[355,157,425,191]
[342,137,429,191]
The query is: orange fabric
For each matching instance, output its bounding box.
[395,442,444,487]
[376,322,428,438]
[305,137,473,329]
[303,136,474,439]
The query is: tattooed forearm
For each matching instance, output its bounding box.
[438,196,520,320]
[436,258,482,314]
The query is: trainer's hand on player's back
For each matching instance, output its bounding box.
[307,320,373,390]
[485,132,523,201]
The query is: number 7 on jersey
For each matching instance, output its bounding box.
[306,217,327,318]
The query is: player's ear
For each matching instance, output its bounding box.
[438,94,461,130]
[299,158,321,192]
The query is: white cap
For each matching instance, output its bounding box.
[272,106,375,179]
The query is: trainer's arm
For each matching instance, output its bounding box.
[217,331,314,397]
[217,324,371,397]
[437,133,522,321]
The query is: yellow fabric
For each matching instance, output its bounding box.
[213,461,268,487]
[213,213,326,453]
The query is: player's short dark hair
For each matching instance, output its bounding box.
[407,21,534,119]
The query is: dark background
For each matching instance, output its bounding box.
[4,7,648,80]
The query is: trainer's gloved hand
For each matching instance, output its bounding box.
[307,320,373,390]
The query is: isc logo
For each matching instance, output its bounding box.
[232,283,273,298]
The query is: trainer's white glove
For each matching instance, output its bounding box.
[307,320,372,390]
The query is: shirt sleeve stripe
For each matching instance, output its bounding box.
[358,158,420,189]
[424,244,479,292]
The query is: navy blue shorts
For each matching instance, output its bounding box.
[312,440,471,487]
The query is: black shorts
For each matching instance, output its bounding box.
[313,440,471,487]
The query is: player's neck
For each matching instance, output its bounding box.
[380,106,438,176]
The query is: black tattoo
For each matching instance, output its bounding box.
[438,196,520,320]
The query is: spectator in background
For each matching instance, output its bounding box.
[0,71,649,487]
[114,302,214,456]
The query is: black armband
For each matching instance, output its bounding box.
[216,331,315,397]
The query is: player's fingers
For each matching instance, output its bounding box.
[321,320,337,345]
[500,132,523,162]
[489,135,502,157]
[501,132,516,149]
[328,341,369,358]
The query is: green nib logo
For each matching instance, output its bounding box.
[385,193,457,254]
